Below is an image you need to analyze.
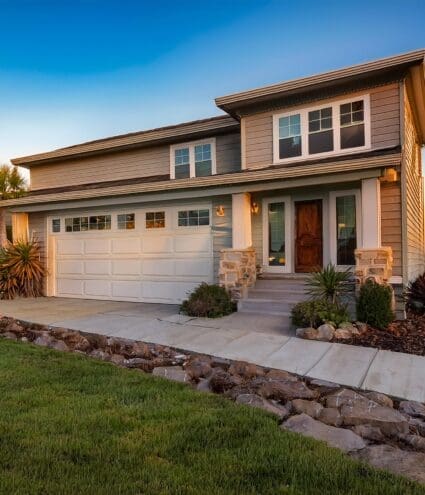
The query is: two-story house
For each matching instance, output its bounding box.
[3,50,425,316]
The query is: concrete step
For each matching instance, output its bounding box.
[238,298,297,315]
[254,279,308,290]
[247,288,309,302]
[237,307,292,319]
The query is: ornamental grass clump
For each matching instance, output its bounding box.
[180,283,236,318]
[0,240,45,299]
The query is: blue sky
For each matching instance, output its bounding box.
[1,0,425,164]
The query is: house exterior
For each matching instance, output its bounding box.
[3,50,425,313]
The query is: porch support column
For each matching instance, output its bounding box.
[361,178,381,248]
[232,192,252,249]
[12,212,29,243]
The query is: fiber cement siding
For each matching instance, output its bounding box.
[212,196,233,282]
[29,211,47,294]
[380,182,402,277]
[30,133,241,191]
[243,83,401,169]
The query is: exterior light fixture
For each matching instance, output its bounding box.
[381,167,398,183]
[216,205,225,217]
[251,202,260,214]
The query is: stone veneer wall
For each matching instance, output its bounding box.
[219,247,256,299]
[354,247,393,285]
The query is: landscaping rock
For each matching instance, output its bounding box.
[89,349,111,361]
[296,327,318,340]
[81,332,108,350]
[228,361,265,379]
[33,334,54,347]
[398,433,425,452]
[125,358,155,372]
[49,339,70,352]
[267,369,298,382]
[318,407,343,427]
[399,400,425,420]
[334,328,352,340]
[325,388,367,408]
[130,341,151,359]
[352,424,386,442]
[341,402,409,436]
[352,444,425,484]
[316,324,335,342]
[291,399,323,419]
[152,366,190,383]
[109,354,126,366]
[355,321,368,334]
[184,358,212,380]
[209,369,242,393]
[260,379,318,402]
[363,391,393,408]
[4,321,25,335]
[409,417,425,436]
[236,394,290,420]
[2,331,18,340]
[309,379,340,393]
[196,378,212,392]
[210,357,231,370]
[282,414,366,452]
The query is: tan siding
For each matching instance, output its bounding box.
[243,83,401,169]
[380,182,402,277]
[28,212,47,294]
[212,196,233,282]
[402,88,425,281]
[30,133,241,191]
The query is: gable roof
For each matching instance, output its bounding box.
[215,49,425,120]
[12,115,239,167]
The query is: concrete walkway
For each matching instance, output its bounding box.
[1,297,425,402]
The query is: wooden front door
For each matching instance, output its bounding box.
[295,200,323,272]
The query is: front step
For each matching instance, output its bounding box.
[237,298,296,315]
[248,288,309,302]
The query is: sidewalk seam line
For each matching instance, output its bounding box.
[358,347,380,390]
[303,343,334,377]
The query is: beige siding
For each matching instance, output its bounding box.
[30,133,241,191]
[28,212,47,294]
[243,83,401,169]
[402,88,425,281]
[380,182,402,277]
[212,196,233,282]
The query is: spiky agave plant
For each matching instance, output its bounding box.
[306,263,352,305]
[405,272,425,314]
[0,246,18,299]
[1,240,45,298]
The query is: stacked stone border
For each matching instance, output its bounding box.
[1,315,425,484]
[218,247,256,299]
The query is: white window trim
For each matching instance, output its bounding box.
[272,95,371,164]
[170,138,216,179]
[262,196,292,273]
[329,189,362,268]
[176,207,212,229]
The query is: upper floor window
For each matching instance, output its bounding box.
[170,139,216,179]
[273,95,370,163]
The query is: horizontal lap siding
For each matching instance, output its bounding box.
[403,90,425,282]
[29,212,48,294]
[380,183,402,277]
[243,83,400,169]
[30,133,241,191]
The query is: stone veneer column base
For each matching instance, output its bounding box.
[218,247,256,300]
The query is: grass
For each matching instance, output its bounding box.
[0,339,423,495]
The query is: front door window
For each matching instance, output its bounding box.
[267,202,286,266]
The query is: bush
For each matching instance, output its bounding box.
[291,299,349,328]
[306,263,352,304]
[405,272,425,314]
[356,280,394,330]
[180,283,236,318]
[0,240,45,299]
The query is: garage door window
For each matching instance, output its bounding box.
[65,217,88,232]
[178,209,210,227]
[52,219,61,233]
[146,211,165,229]
[89,215,111,230]
[118,213,135,230]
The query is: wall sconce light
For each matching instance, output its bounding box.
[251,202,260,215]
[381,167,398,183]
[216,205,225,217]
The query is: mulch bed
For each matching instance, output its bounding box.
[334,312,425,356]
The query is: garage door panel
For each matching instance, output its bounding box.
[112,281,142,299]
[142,236,173,254]
[175,259,211,277]
[57,279,84,296]
[84,260,111,276]
[57,239,84,255]
[84,280,111,297]
[112,238,140,254]
[142,259,175,276]
[174,236,210,253]
[57,260,84,275]
[112,260,141,276]
[84,239,111,254]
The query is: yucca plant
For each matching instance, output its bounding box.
[306,263,352,305]
[0,240,45,298]
[405,272,425,314]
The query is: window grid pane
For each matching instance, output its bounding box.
[178,209,210,227]
[52,219,61,233]
[118,213,135,230]
[146,211,165,229]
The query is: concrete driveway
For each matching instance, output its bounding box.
[1,297,425,402]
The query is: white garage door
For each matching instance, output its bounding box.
[48,205,213,304]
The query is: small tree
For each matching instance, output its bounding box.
[0,165,27,247]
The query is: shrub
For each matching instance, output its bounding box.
[0,240,45,299]
[306,263,352,304]
[405,272,425,314]
[356,280,394,330]
[180,283,236,318]
[291,299,349,328]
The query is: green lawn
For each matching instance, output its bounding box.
[0,339,423,495]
